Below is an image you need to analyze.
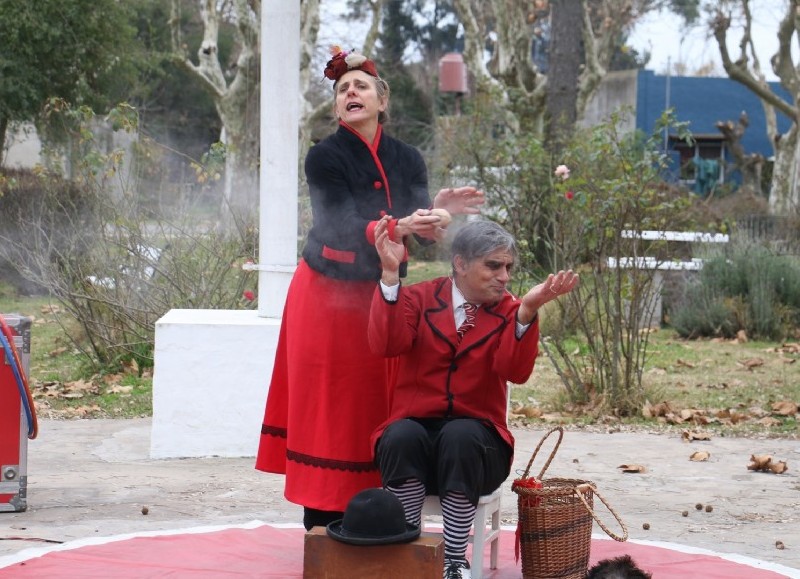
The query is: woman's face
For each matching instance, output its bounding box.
[334,70,386,128]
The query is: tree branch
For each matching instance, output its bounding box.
[770,0,800,99]
[362,0,384,57]
[711,7,798,122]
[452,0,495,84]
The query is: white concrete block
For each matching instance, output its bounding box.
[150,309,280,459]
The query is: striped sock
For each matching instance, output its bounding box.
[441,491,476,561]
[385,478,426,527]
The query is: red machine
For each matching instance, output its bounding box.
[1,313,37,512]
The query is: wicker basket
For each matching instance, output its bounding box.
[512,427,628,579]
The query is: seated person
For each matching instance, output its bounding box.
[368,217,579,579]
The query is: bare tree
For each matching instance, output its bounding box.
[169,0,260,234]
[451,0,667,135]
[710,0,799,215]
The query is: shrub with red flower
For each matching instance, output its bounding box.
[565,190,574,200]
[243,290,255,301]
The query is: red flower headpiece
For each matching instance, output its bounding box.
[323,45,379,82]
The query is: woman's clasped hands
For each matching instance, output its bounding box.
[394,186,485,242]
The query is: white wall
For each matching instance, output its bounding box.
[150,309,280,458]
[3,123,43,168]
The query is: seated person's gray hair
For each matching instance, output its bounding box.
[451,219,517,268]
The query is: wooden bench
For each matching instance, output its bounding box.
[607,230,729,327]
[619,230,729,244]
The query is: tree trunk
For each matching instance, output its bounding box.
[299,0,321,160]
[710,1,800,216]
[715,112,765,196]
[0,116,7,166]
[770,124,799,214]
[217,82,260,235]
[546,0,583,145]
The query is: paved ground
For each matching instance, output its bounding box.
[2,419,799,572]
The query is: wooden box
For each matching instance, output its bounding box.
[303,526,444,579]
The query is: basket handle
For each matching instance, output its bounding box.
[574,483,629,542]
[521,426,564,480]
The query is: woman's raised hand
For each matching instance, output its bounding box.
[433,186,485,215]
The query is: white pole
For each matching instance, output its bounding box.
[257,1,300,318]
[664,56,671,154]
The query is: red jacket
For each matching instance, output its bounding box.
[368,276,540,455]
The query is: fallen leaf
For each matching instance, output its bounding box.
[650,401,674,417]
[48,347,68,357]
[618,464,647,474]
[736,329,748,343]
[63,405,102,418]
[540,413,567,423]
[682,430,711,442]
[768,461,789,474]
[676,359,696,368]
[772,401,798,416]
[102,374,124,384]
[737,357,764,370]
[747,454,789,474]
[122,359,139,375]
[689,451,711,461]
[64,379,100,394]
[728,411,750,424]
[748,454,773,470]
[706,382,728,389]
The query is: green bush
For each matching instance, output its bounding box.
[0,104,258,374]
[672,244,800,340]
[0,168,99,295]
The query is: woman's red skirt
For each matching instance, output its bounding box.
[255,260,395,511]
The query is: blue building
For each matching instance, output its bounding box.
[584,69,794,194]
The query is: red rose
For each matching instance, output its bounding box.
[243,290,255,301]
[565,190,574,200]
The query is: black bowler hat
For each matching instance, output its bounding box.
[326,488,420,545]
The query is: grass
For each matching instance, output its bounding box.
[514,330,800,437]
[1,284,153,419]
[2,267,798,435]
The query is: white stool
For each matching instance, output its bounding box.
[421,488,502,579]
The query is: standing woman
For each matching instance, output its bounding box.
[255,46,484,530]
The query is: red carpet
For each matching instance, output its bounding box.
[0,522,796,578]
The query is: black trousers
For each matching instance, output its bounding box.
[375,417,512,505]
[303,507,343,531]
